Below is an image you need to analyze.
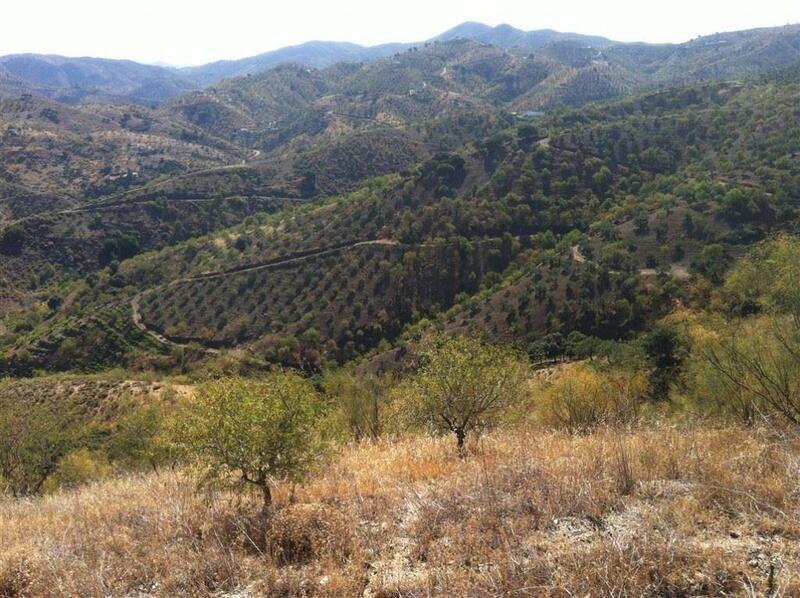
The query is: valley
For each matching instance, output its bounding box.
[1,17,800,597]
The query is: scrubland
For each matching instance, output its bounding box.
[1,425,798,597]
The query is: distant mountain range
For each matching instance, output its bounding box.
[0,22,799,107]
[0,54,197,105]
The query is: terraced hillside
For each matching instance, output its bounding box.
[3,71,798,375]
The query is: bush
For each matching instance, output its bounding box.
[174,374,324,513]
[400,335,528,456]
[322,370,384,441]
[44,449,112,492]
[536,365,647,432]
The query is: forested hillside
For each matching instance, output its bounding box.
[2,68,798,374]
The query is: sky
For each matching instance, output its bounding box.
[3,0,799,67]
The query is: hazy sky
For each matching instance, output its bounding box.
[3,0,799,66]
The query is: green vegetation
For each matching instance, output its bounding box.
[174,374,324,513]
[4,26,800,594]
[4,70,800,373]
[399,335,527,456]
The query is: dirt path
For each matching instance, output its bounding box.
[1,146,274,228]
[363,485,429,596]
[110,146,264,201]
[2,193,309,229]
[130,293,219,354]
[571,244,587,263]
[571,244,692,280]
[188,239,399,282]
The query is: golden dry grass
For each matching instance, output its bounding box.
[1,426,799,597]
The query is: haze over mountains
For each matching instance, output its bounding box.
[2,21,799,106]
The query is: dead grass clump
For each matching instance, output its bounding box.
[265,503,360,567]
[560,536,745,595]
[613,439,636,496]
[0,552,32,598]
[409,440,619,570]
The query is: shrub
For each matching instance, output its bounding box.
[536,365,647,432]
[322,370,384,441]
[400,335,528,457]
[44,449,112,492]
[174,374,324,514]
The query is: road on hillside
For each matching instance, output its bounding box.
[129,239,400,351]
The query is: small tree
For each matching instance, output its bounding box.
[322,370,383,441]
[175,374,322,515]
[405,336,527,457]
[0,397,78,497]
[641,323,688,401]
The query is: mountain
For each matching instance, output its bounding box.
[0,54,198,105]
[180,41,412,86]
[434,21,617,49]
[2,23,799,107]
[180,23,618,86]
[2,68,799,374]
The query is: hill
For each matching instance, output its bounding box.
[0,94,238,198]
[0,54,197,105]
[2,73,798,374]
[3,23,799,107]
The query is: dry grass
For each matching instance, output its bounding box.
[1,426,799,597]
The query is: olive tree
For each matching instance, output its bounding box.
[406,335,528,457]
[176,373,323,514]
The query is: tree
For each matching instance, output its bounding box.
[323,370,383,440]
[99,233,140,266]
[299,170,317,199]
[720,187,772,223]
[691,244,728,282]
[0,397,78,496]
[641,323,688,401]
[405,336,527,457]
[175,374,323,515]
[0,225,25,255]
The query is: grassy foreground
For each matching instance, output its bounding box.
[1,426,798,597]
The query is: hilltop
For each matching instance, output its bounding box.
[2,23,799,105]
